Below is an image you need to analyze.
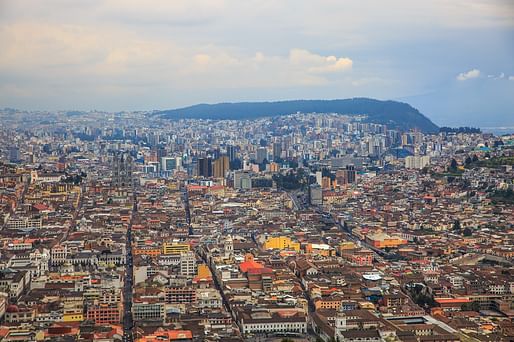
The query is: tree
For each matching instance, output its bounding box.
[463,227,472,237]
[449,158,458,171]
[452,219,461,232]
[461,301,480,311]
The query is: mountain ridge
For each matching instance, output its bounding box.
[156,98,438,133]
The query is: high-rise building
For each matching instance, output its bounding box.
[213,156,229,178]
[212,148,221,160]
[9,147,20,163]
[256,147,268,164]
[272,142,282,161]
[161,157,177,172]
[197,157,213,177]
[227,145,236,162]
[234,170,252,190]
[405,156,430,169]
[345,165,356,184]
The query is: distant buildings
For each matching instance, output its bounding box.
[405,155,431,169]
[310,184,323,205]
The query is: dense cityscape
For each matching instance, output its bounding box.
[0,108,513,342]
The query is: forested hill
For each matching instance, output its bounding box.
[156,98,438,133]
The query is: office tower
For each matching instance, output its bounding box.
[148,132,159,147]
[401,133,410,146]
[256,147,268,164]
[197,157,213,177]
[227,145,236,162]
[212,148,221,160]
[9,147,20,163]
[213,156,229,178]
[272,142,282,161]
[161,157,177,172]
[234,170,252,190]
[345,165,356,184]
[336,170,347,186]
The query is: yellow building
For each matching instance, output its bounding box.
[63,311,84,322]
[366,232,407,249]
[264,236,300,251]
[162,242,190,255]
[339,241,357,253]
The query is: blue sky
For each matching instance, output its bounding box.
[0,0,513,127]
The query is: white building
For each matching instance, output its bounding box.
[240,310,307,336]
[132,301,165,320]
[405,156,430,169]
[180,252,197,277]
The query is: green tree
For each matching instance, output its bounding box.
[452,219,461,232]
[449,158,458,171]
[463,227,472,237]
[461,301,480,311]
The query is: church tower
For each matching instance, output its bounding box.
[112,152,133,188]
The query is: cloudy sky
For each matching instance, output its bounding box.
[0,0,513,127]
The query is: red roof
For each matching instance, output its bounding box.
[34,203,50,211]
[239,260,264,273]
[435,298,471,304]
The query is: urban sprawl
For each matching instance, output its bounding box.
[0,109,513,342]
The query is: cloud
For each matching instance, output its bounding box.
[0,0,512,110]
[509,76,514,81]
[456,69,480,81]
[0,21,354,95]
[289,49,352,73]
[488,72,508,80]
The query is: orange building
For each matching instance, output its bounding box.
[133,246,161,257]
[434,298,471,312]
[86,303,122,324]
[366,232,407,249]
[314,297,344,310]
